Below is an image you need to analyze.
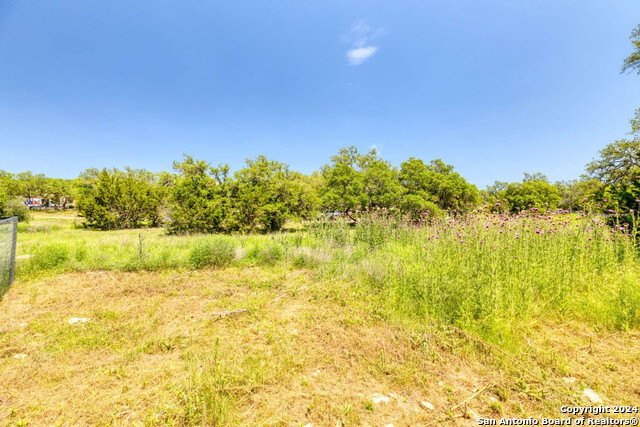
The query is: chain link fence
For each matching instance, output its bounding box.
[0,217,18,298]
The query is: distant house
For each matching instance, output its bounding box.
[25,197,72,209]
[319,211,342,220]
[25,198,43,209]
[25,198,57,209]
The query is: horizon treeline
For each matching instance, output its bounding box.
[0,142,638,232]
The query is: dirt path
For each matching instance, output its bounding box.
[30,216,80,220]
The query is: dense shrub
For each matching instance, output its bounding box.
[503,180,561,212]
[168,156,231,234]
[399,158,479,212]
[228,156,320,233]
[77,168,163,230]
[399,195,442,219]
[483,174,561,213]
[168,155,320,234]
[321,147,405,219]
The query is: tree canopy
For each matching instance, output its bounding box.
[167,156,231,234]
[77,168,163,230]
[622,25,640,74]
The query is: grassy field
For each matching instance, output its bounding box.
[1,211,639,426]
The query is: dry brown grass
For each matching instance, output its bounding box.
[1,268,639,426]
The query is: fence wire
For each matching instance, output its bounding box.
[0,217,17,297]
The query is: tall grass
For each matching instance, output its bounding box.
[341,212,640,341]
[189,236,236,269]
[14,211,640,346]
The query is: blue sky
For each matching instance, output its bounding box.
[1,0,639,187]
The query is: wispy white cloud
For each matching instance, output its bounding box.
[342,20,383,66]
[347,46,378,65]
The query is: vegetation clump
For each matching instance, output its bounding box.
[76,168,163,230]
[29,242,70,270]
[189,237,236,269]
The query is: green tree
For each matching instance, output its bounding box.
[0,172,10,216]
[77,168,163,230]
[46,178,75,209]
[0,171,30,221]
[629,109,640,135]
[0,171,20,198]
[167,156,231,234]
[586,139,640,216]
[15,171,47,200]
[481,181,508,205]
[286,172,322,221]
[503,173,560,212]
[361,153,404,210]
[425,159,479,211]
[399,158,478,213]
[588,24,640,220]
[580,24,640,222]
[321,146,366,221]
[321,147,404,221]
[398,158,440,217]
[586,139,640,184]
[229,156,318,232]
[523,172,549,183]
[555,179,601,211]
[622,25,640,74]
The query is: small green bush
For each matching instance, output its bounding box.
[30,243,70,270]
[75,244,88,262]
[189,238,236,269]
[2,197,31,222]
[255,243,284,265]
